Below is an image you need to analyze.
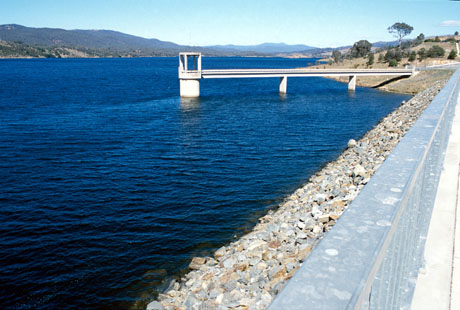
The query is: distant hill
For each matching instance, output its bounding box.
[0,24,192,57]
[0,24,181,50]
[0,24,266,57]
[0,24,319,58]
[207,42,317,54]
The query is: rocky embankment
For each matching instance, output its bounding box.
[147,80,447,310]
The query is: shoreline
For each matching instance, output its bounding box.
[330,68,455,95]
[146,76,449,309]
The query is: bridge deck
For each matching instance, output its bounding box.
[200,68,413,79]
[178,52,414,97]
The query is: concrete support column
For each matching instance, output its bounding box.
[279,76,287,94]
[348,75,357,91]
[180,79,200,98]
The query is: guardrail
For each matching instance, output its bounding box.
[269,67,460,309]
[417,62,460,70]
[200,68,414,79]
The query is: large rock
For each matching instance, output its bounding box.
[347,139,357,148]
[247,240,267,251]
[146,301,164,310]
[353,164,367,177]
[189,257,206,270]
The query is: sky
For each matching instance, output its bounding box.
[1,0,460,48]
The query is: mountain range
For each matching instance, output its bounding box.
[206,43,316,54]
[0,24,319,58]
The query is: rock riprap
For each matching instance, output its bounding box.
[147,80,446,310]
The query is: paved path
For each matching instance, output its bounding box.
[411,88,460,310]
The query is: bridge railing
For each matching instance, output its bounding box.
[269,67,460,310]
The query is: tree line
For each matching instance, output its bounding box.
[331,22,458,67]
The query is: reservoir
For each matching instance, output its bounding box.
[0,57,410,309]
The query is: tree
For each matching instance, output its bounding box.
[332,50,342,63]
[367,52,374,66]
[350,40,372,58]
[414,33,425,46]
[378,53,384,63]
[434,36,441,42]
[427,45,445,58]
[389,59,398,67]
[455,31,459,36]
[388,22,414,48]
[417,48,427,60]
[408,51,417,61]
[448,49,457,60]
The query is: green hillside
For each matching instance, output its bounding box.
[0,24,262,58]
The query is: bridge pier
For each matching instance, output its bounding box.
[348,75,357,91]
[180,79,200,97]
[279,76,287,94]
[179,52,202,98]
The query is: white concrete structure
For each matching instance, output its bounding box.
[178,53,414,97]
[279,76,287,94]
[178,52,202,97]
[348,75,357,91]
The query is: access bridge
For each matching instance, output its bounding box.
[178,52,415,97]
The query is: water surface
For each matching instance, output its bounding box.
[0,57,410,309]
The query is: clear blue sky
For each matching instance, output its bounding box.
[1,0,459,47]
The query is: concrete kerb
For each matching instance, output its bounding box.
[410,76,460,309]
[449,93,460,310]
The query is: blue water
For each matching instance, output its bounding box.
[0,57,410,309]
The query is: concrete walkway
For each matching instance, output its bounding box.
[411,87,460,310]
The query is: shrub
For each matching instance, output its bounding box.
[408,51,417,61]
[435,36,441,42]
[427,45,445,58]
[332,50,342,63]
[448,49,457,60]
[417,48,427,60]
[455,31,459,36]
[378,54,384,63]
[389,59,398,67]
[444,38,457,43]
[413,33,425,46]
[401,41,412,50]
[367,52,374,66]
[385,48,403,62]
